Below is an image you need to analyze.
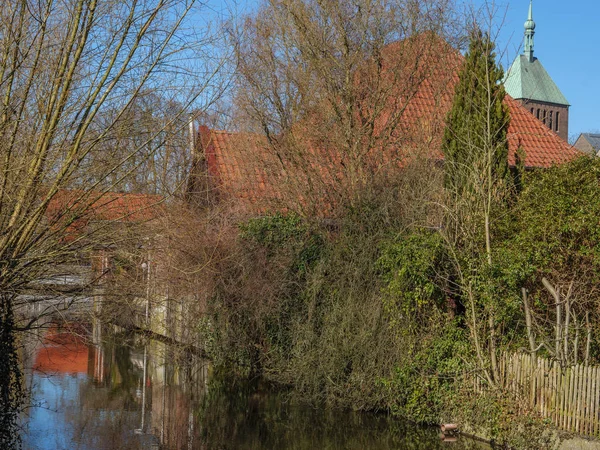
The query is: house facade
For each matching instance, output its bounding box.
[18,191,165,325]
[574,133,600,157]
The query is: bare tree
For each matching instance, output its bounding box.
[80,93,196,196]
[230,0,462,214]
[522,277,597,368]
[0,0,229,445]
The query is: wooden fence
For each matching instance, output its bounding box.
[476,353,600,436]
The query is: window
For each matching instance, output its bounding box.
[542,109,546,125]
[555,112,560,132]
[531,107,534,114]
[536,109,540,119]
[549,111,553,130]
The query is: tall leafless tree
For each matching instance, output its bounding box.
[230,0,462,215]
[0,0,229,445]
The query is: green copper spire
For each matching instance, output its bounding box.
[524,0,535,62]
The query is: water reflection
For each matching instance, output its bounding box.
[196,379,491,450]
[22,324,205,450]
[21,323,490,450]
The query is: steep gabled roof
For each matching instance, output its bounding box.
[192,38,580,212]
[504,95,576,167]
[584,134,600,150]
[205,131,283,210]
[504,55,569,106]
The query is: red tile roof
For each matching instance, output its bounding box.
[87,191,164,222]
[47,190,164,223]
[194,38,581,212]
[46,190,164,239]
[203,131,287,213]
[504,95,577,167]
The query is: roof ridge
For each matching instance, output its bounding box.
[506,95,572,146]
[504,55,569,106]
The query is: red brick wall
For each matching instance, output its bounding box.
[517,99,569,142]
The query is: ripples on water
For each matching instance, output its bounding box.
[20,322,491,450]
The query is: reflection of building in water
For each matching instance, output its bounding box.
[89,343,107,384]
[23,322,209,450]
[148,340,209,449]
[32,325,90,374]
[86,315,107,384]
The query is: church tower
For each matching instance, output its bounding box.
[504,1,570,141]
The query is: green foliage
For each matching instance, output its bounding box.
[507,156,600,277]
[204,157,600,444]
[210,201,472,422]
[380,321,468,424]
[208,213,326,375]
[442,28,509,195]
[272,210,399,409]
[489,156,600,353]
[377,231,447,328]
[240,213,324,275]
[240,213,306,247]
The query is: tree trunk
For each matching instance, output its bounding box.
[0,295,22,449]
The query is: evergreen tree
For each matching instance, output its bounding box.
[440,29,511,386]
[442,29,510,195]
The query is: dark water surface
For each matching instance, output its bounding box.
[20,323,491,450]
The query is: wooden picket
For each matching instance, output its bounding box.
[470,353,600,436]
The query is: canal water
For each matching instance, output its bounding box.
[20,323,491,449]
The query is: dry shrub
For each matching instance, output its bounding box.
[196,159,454,413]
[102,156,466,423]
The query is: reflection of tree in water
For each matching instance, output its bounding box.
[20,326,491,450]
[81,331,143,405]
[196,377,491,450]
[108,333,145,408]
[68,331,148,450]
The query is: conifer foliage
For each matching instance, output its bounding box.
[440,29,511,386]
[442,29,510,195]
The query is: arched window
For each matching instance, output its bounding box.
[531,107,534,114]
[537,109,540,119]
[555,112,560,132]
[549,111,553,130]
[542,109,546,125]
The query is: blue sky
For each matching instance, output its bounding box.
[206,0,598,139]
[472,0,599,139]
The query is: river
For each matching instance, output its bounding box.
[19,322,492,449]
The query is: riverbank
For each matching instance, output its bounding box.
[180,160,600,449]
[87,158,600,449]
[20,323,490,449]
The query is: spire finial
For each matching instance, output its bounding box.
[524,0,536,62]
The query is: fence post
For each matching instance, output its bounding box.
[568,365,575,431]
[592,367,600,436]
[501,353,600,436]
